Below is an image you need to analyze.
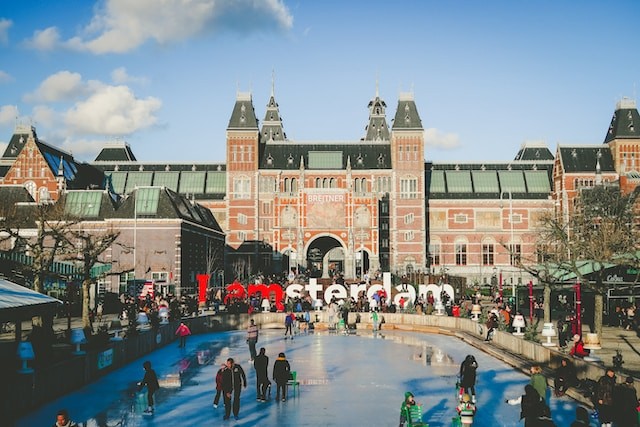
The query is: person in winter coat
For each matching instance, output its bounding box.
[399,391,422,427]
[138,361,160,414]
[595,368,616,427]
[246,319,259,360]
[253,347,270,401]
[52,409,79,427]
[553,358,577,397]
[212,363,227,408]
[273,352,291,402]
[613,376,639,427]
[529,365,548,402]
[459,355,479,402]
[569,406,591,427]
[506,384,545,427]
[569,334,589,358]
[175,322,191,348]
[456,393,476,426]
[284,313,295,339]
[484,312,498,341]
[221,357,246,420]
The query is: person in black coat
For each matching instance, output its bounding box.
[253,347,270,401]
[506,384,545,427]
[613,376,639,427]
[221,357,246,420]
[569,406,590,427]
[273,352,291,402]
[459,354,478,402]
[138,361,160,414]
[553,357,577,397]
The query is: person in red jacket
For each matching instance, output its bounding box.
[212,363,227,408]
[569,334,589,358]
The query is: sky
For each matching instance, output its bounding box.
[0,0,639,164]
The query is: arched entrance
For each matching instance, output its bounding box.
[306,236,345,278]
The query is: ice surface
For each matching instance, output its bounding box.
[16,329,590,426]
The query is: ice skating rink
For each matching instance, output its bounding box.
[17,329,585,426]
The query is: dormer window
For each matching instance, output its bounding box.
[287,154,294,165]
[138,165,144,171]
[571,149,577,158]
[192,164,197,171]
[507,164,512,171]
[165,165,170,171]
[357,154,364,165]
[481,165,486,171]
[266,154,274,165]
[377,154,385,166]
[217,165,222,171]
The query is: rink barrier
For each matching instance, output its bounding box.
[4,311,630,421]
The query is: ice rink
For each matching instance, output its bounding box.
[17,328,590,426]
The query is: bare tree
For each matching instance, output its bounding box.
[64,226,120,330]
[534,185,640,336]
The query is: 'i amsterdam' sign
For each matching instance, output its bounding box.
[199,273,455,309]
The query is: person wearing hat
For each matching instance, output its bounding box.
[595,368,616,427]
[399,391,423,427]
[456,393,476,425]
[273,352,291,402]
[613,376,639,426]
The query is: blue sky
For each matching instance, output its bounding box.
[0,0,639,163]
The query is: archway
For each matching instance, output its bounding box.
[306,236,345,279]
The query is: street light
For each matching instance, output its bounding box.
[500,190,515,304]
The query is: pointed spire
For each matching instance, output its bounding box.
[363,85,390,141]
[260,75,287,143]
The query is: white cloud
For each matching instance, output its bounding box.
[111,67,148,85]
[24,26,61,51]
[62,0,293,54]
[65,85,161,135]
[58,137,113,160]
[0,105,18,125]
[32,105,58,128]
[0,70,13,83]
[24,71,90,103]
[0,18,12,45]
[425,128,460,149]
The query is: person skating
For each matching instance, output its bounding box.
[506,384,545,427]
[175,322,191,348]
[595,368,616,427]
[254,347,270,401]
[138,360,160,414]
[221,357,247,420]
[284,312,295,339]
[399,391,422,427]
[246,319,259,361]
[456,393,476,425]
[273,352,291,402]
[212,363,227,408]
[459,354,478,403]
[529,365,548,402]
[52,409,78,427]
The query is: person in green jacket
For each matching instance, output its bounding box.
[399,391,422,427]
[529,365,548,402]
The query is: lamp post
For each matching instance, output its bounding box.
[501,190,515,309]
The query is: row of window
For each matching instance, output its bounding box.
[12,167,49,179]
[397,144,420,161]
[229,145,254,162]
[428,243,522,266]
[243,176,413,198]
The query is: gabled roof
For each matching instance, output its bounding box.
[227,92,259,130]
[392,92,423,130]
[259,142,392,170]
[94,141,137,162]
[1,124,35,160]
[514,142,554,161]
[0,185,34,204]
[557,145,616,174]
[604,98,640,143]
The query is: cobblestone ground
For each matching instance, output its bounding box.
[17,329,589,427]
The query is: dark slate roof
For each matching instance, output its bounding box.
[259,142,392,170]
[425,161,554,200]
[391,93,423,130]
[117,187,224,233]
[363,93,391,141]
[260,94,287,142]
[0,186,34,204]
[1,125,34,160]
[604,98,640,143]
[227,92,259,130]
[514,143,554,161]
[0,165,9,178]
[94,142,137,162]
[557,145,616,173]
